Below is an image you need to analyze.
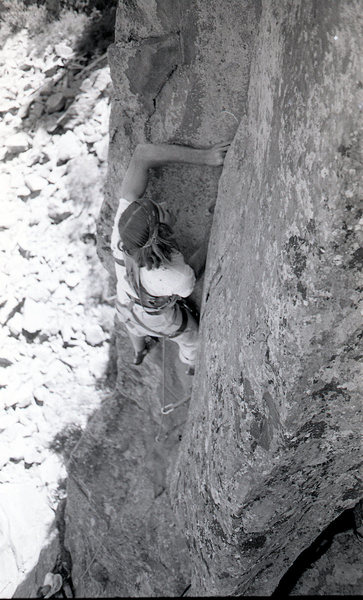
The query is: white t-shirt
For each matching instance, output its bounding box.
[111,198,195,305]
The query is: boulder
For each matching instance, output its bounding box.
[37,454,66,486]
[14,382,34,409]
[33,128,52,148]
[73,365,94,386]
[8,437,29,461]
[7,312,23,336]
[81,122,103,143]
[46,92,66,114]
[33,385,54,406]
[60,321,74,344]
[52,131,84,162]
[93,97,110,132]
[45,275,60,295]
[48,205,73,225]
[47,164,67,185]
[27,282,51,303]
[94,68,111,92]
[88,351,109,379]
[64,272,80,289]
[0,410,17,432]
[54,43,73,60]
[80,78,93,93]
[24,173,48,193]
[18,185,32,198]
[10,172,26,189]
[1,209,20,229]
[23,446,43,466]
[94,136,108,162]
[19,63,32,72]
[22,298,49,333]
[2,421,30,442]
[44,115,60,133]
[6,132,30,154]
[0,99,18,113]
[84,323,105,346]
[29,101,44,119]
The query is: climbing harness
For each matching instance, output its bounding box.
[118,300,189,339]
[114,242,195,439]
[124,253,180,314]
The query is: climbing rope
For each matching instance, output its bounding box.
[155,336,167,442]
[155,336,191,439]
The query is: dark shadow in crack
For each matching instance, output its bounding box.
[271,504,361,597]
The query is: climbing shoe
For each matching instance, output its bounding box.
[133,348,148,365]
[133,337,158,365]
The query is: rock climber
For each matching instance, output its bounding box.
[111,142,229,374]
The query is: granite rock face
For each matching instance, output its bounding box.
[66,0,260,596]
[172,0,362,595]
[66,0,362,596]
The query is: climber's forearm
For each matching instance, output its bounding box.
[119,152,148,202]
[120,142,229,203]
[120,144,209,202]
[135,143,210,169]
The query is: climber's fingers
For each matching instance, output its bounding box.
[212,141,232,150]
[206,141,231,166]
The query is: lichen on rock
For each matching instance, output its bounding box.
[66,0,362,597]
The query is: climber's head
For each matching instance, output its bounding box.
[117,200,176,270]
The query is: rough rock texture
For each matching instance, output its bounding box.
[292,530,363,595]
[172,0,363,596]
[66,1,260,596]
[65,0,362,597]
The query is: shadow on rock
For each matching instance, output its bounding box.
[13,499,74,598]
[59,319,194,597]
[272,503,363,596]
[1,0,116,142]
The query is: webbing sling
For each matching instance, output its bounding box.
[129,302,189,339]
[115,256,177,314]
[125,254,180,313]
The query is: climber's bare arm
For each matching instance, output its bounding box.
[120,142,230,203]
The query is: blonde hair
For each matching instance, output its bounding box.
[118,200,177,270]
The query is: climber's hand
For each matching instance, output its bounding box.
[205,141,230,166]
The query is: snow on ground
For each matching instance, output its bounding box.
[0,29,114,596]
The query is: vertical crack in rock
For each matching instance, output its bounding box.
[125,32,182,115]
[53,499,75,598]
[62,0,363,596]
[171,0,363,596]
[145,60,180,141]
[272,503,363,596]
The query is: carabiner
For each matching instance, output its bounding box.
[161,403,175,415]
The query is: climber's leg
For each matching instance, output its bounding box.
[116,308,148,363]
[128,331,146,353]
[171,310,199,370]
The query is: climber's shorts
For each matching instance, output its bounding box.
[116,302,199,366]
